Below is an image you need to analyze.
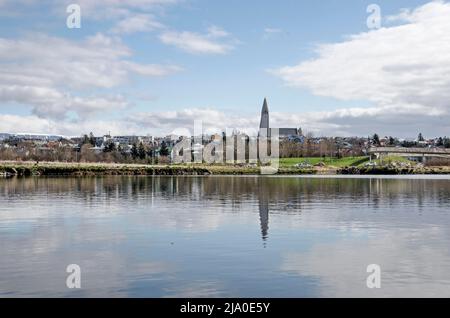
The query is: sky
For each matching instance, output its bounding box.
[0,0,449,138]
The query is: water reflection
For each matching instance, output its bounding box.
[258,187,269,246]
[1,176,450,297]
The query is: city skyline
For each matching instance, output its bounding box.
[0,96,446,140]
[1,0,450,138]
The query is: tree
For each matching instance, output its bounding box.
[437,137,444,147]
[89,132,96,146]
[118,144,129,159]
[418,132,424,142]
[80,144,96,162]
[372,134,380,146]
[82,134,90,145]
[138,142,146,160]
[401,140,416,148]
[131,143,139,159]
[159,141,170,157]
[103,141,116,153]
[147,147,156,164]
[444,137,450,149]
[388,136,395,146]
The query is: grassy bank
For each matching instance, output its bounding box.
[280,156,370,168]
[1,159,450,176]
[0,162,209,176]
[0,161,316,176]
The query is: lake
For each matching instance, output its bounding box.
[1,175,450,297]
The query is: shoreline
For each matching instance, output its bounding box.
[1,161,450,176]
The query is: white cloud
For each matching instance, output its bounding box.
[159,26,236,55]
[128,108,259,136]
[111,14,163,34]
[3,103,450,138]
[0,85,129,119]
[0,114,139,136]
[18,0,179,19]
[271,1,450,136]
[0,114,54,134]
[0,33,179,89]
[124,61,182,76]
[385,8,414,23]
[0,0,177,34]
[124,104,449,139]
[60,0,179,36]
[0,33,181,119]
[0,108,257,136]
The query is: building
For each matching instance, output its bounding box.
[279,128,299,137]
[10,133,67,142]
[258,98,301,138]
[111,135,141,145]
[0,133,11,141]
[259,98,270,137]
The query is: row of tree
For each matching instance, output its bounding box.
[0,140,171,164]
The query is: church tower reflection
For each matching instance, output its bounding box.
[258,191,269,247]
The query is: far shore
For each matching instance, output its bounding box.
[1,160,450,177]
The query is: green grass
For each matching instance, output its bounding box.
[371,156,415,165]
[280,156,370,168]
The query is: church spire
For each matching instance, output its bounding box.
[259,98,269,132]
[262,98,269,114]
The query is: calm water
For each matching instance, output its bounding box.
[1,175,450,297]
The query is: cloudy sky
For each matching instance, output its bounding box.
[0,0,449,138]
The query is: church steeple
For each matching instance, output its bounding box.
[259,98,270,136]
[262,98,269,116]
